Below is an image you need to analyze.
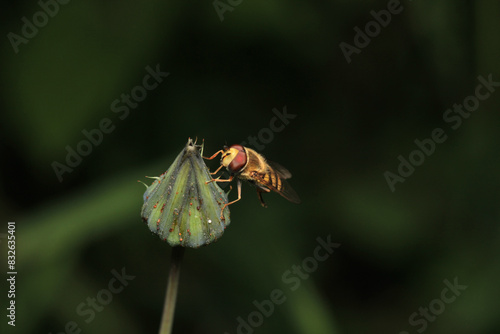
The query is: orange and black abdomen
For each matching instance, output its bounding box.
[258,167,301,204]
[261,169,283,192]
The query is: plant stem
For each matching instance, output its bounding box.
[159,247,185,334]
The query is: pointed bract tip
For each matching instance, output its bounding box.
[138,180,149,189]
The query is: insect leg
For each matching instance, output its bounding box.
[203,150,224,160]
[206,175,233,184]
[210,164,224,175]
[220,179,242,220]
[256,188,268,208]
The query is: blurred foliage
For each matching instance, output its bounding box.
[1,0,500,333]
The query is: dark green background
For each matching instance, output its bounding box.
[1,1,499,333]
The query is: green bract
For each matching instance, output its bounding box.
[141,138,230,248]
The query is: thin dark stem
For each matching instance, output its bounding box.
[159,247,185,334]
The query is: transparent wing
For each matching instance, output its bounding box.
[267,161,292,179]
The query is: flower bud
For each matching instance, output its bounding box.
[141,138,230,248]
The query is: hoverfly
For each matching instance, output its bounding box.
[204,144,300,219]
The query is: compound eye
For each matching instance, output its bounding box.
[229,144,245,152]
[228,149,247,173]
